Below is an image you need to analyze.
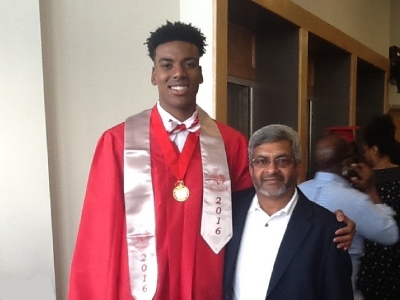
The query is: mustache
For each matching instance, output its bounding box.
[261,174,284,181]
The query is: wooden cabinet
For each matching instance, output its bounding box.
[227,23,255,82]
[218,0,389,180]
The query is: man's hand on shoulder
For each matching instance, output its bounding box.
[333,210,355,250]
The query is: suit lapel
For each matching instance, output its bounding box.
[266,189,313,297]
[224,188,255,296]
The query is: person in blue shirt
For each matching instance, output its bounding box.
[299,133,399,300]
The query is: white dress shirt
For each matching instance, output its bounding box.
[233,190,298,300]
[157,102,199,152]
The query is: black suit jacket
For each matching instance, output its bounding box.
[223,188,353,300]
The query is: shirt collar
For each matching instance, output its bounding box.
[248,188,299,217]
[157,101,198,132]
[314,171,352,186]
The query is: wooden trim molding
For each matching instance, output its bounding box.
[251,0,389,72]
[384,72,389,113]
[349,55,357,125]
[298,27,308,183]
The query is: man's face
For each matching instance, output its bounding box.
[250,140,298,199]
[151,41,203,119]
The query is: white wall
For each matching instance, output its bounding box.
[180,0,215,116]
[0,1,55,299]
[39,0,181,299]
[1,1,392,300]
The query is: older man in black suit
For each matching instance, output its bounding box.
[223,124,353,300]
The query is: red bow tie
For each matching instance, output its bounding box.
[168,118,199,135]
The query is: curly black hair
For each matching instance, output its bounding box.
[145,21,207,61]
[363,114,397,157]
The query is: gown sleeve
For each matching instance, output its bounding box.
[217,122,253,192]
[68,124,132,300]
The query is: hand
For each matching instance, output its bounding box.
[333,210,355,250]
[349,162,375,192]
[350,162,382,204]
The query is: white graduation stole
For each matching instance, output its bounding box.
[124,106,232,299]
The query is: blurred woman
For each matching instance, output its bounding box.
[357,114,400,300]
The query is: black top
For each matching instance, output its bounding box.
[357,167,400,300]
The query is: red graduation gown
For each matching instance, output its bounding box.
[68,115,252,300]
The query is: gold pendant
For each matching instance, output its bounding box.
[173,181,189,202]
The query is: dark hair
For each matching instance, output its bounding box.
[363,114,397,157]
[315,133,350,171]
[145,21,207,61]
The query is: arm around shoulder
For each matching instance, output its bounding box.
[357,193,399,245]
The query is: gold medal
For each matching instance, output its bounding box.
[173,181,189,202]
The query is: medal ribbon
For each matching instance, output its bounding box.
[150,108,199,184]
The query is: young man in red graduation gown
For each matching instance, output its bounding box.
[68,21,355,300]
